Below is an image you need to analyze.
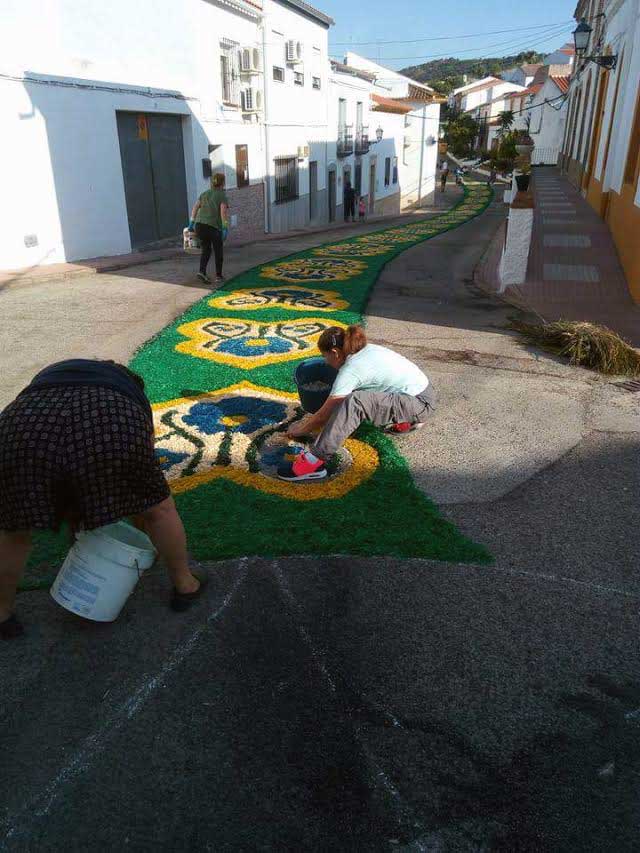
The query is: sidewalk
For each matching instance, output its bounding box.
[478,166,640,347]
[0,193,453,290]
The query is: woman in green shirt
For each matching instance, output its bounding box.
[190,173,230,285]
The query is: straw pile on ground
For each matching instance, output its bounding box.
[511,320,640,376]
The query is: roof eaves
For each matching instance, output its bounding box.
[274,0,334,27]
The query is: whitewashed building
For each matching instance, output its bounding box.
[0,0,333,269]
[262,0,333,232]
[0,0,272,269]
[528,72,571,164]
[345,54,441,211]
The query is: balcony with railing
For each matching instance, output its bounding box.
[337,125,354,158]
[355,126,370,155]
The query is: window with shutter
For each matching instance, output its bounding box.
[384,157,391,186]
[236,145,249,188]
[274,157,298,203]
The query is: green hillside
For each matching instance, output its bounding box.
[401,51,543,95]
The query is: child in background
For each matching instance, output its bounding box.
[358,197,366,222]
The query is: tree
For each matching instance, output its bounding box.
[497,110,515,137]
[444,111,480,157]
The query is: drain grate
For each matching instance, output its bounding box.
[614,379,640,393]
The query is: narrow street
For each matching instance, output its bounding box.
[1,191,638,851]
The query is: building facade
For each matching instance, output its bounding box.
[559,0,640,301]
[0,0,442,271]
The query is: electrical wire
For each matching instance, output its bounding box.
[330,20,574,47]
[361,22,573,64]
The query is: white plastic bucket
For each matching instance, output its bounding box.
[50,522,157,622]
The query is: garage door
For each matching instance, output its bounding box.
[116,112,189,248]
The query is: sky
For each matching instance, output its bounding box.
[320,0,578,70]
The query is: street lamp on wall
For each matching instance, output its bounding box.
[375,126,383,143]
[572,17,618,70]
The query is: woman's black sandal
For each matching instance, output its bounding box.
[170,571,209,613]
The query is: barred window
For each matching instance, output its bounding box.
[312,76,321,90]
[220,39,240,105]
[294,71,304,86]
[274,156,298,203]
[392,156,398,184]
[384,157,391,186]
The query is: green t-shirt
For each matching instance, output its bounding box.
[196,189,229,229]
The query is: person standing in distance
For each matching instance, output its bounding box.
[190,173,230,285]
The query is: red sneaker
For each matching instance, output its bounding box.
[384,422,426,435]
[278,451,327,481]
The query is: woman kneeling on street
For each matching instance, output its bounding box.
[0,359,207,639]
[280,325,436,482]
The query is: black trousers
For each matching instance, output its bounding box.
[195,223,223,276]
[344,197,355,220]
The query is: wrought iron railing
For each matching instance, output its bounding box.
[337,125,354,157]
[355,126,370,155]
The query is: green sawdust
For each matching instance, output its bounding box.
[175,424,491,564]
[25,182,493,586]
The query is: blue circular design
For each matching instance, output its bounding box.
[183,397,289,435]
[216,337,294,358]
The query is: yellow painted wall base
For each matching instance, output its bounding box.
[606,183,640,304]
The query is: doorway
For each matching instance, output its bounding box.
[309,160,318,221]
[116,112,189,248]
[328,168,336,222]
[369,162,376,213]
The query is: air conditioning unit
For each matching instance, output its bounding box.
[241,88,263,113]
[297,145,310,159]
[286,39,303,64]
[240,47,261,74]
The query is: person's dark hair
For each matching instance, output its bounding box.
[104,360,145,390]
[317,324,367,357]
[212,172,226,189]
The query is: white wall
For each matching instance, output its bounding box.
[529,78,569,164]
[262,0,330,225]
[328,69,372,201]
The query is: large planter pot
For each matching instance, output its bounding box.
[515,143,534,156]
[515,174,530,192]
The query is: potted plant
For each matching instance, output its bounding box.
[514,130,534,156]
[515,162,531,192]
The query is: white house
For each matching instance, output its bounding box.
[328,60,375,219]
[543,43,575,67]
[528,72,570,164]
[261,0,333,232]
[560,0,640,301]
[345,53,441,210]
[0,0,273,269]
[0,0,336,269]
[500,63,543,87]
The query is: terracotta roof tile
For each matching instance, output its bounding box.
[551,75,570,94]
[370,93,412,114]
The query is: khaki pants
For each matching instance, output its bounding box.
[311,387,436,460]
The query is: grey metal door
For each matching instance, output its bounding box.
[328,169,336,222]
[148,114,189,241]
[116,112,188,248]
[309,160,318,221]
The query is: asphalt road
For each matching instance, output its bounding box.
[1,189,638,851]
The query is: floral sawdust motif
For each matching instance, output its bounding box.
[175,317,348,367]
[209,286,350,312]
[260,258,367,283]
[153,382,379,501]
